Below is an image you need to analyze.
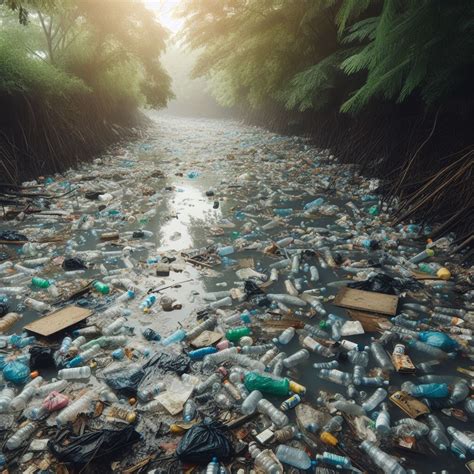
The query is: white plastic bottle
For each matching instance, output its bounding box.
[56,391,96,426]
[257,399,289,427]
[0,387,15,412]
[240,390,263,415]
[275,444,311,470]
[6,422,36,450]
[10,376,44,411]
[58,366,91,380]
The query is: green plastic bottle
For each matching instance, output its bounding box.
[93,280,110,295]
[31,277,51,289]
[244,372,290,396]
[225,326,251,342]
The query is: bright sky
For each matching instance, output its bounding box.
[144,0,183,33]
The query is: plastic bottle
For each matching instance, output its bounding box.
[205,457,219,474]
[5,422,36,450]
[229,354,265,372]
[322,415,343,434]
[240,390,262,415]
[280,394,301,411]
[36,380,68,397]
[67,344,101,368]
[447,426,474,453]
[10,377,43,411]
[303,323,330,340]
[330,399,365,417]
[142,328,161,341]
[103,317,126,336]
[244,372,290,396]
[137,383,165,402]
[348,349,369,367]
[31,276,51,289]
[24,297,51,312]
[448,382,469,405]
[313,360,339,370]
[275,327,295,345]
[318,369,352,385]
[360,441,407,474]
[56,391,96,426]
[426,414,449,450]
[0,312,22,332]
[393,419,429,438]
[272,425,298,443]
[316,452,353,470]
[359,376,387,387]
[402,381,449,398]
[282,349,309,368]
[59,336,72,354]
[370,342,393,370]
[139,294,156,311]
[409,248,434,264]
[267,294,306,307]
[186,317,217,340]
[226,326,251,342]
[58,366,91,380]
[450,439,467,459]
[309,265,319,282]
[375,403,391,435]
[195,373,223,394]
[300,335,333,357]
[183,399,197,422]
[72,326,100,337]
[223,311,252,326]
[92,280,110,294]
[203,348,239,367]
[242,343,274,355]
[275,444,311,469]
[188,347,218,360]
[249,442,283,474]
[362,388,387,412]
[0,386,15,412]
[217,246,234,257]
[257,399,289,427]
[162,328,186,346]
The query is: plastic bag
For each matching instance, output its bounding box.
[0,301,8,317]
[42,391,69,411]
[104,363,144,396]
[142,352,190,375]
[62,257,87,271]
[410,383,449,399]
[418,331,458,351]
[48,426,140,465]
[176,420,234,464]
[29,345,56,371]
[3,360,30,384]
[348,274,421,295]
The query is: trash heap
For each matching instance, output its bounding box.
[0,116,472,473]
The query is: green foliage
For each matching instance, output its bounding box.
[180,0,474,115]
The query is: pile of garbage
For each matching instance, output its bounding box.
[0,115,472,473]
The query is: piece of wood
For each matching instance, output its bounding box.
[190,330,223,348]
[334,287,398,315]
[389,391,430,418]
[24,305,92,336]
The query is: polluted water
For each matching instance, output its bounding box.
[0,114,472,473]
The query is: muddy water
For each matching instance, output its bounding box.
[0,112,471,473]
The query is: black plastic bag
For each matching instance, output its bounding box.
[0,230,28,242]
[48,426,140,465]
[348,274,421,295]
[142,351,190,375]
[244,280,264,298]
[29,345,56,371]
[104,364,145,396]
[176,420,234,464]
[62,257,87,271]
[0,301,8,317]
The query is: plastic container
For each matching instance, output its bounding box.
[282,349,309,368]
[240,390,262,415]
[300,335,333,357]
[0,386,15,412]
[188,347,218,360]
[58,366,91,380]
[249,442,283,474]
[275,327,295,345]
[362,388,387,412]
[5,422,36,450]
[56,391,96,426]
[360,441,407,474]
[427,414,449,450]
[103,317,126,336]
[225,326,251,342]
[93,280,110,294]
[183,399,197,422]
[10,376,43,411]
[447,426,474,453]
[318,369,352,385]
[257,399,289,427]
[275,444,311,469]
[316,452,352,470]
[162,329,187,346]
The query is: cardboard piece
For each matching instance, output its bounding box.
[190,330,223,348]
[334,287,398,316]
[347,309,390,332]
[389,391,430,418]
[392,354,416,373]
[24,305,92,336]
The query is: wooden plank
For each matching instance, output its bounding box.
[24,305,92,336]
[334,287,398,316]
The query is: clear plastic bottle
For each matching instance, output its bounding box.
[448,382,469,405]
[183,399,197,422]
[249,442,283,474]
[316,452,353,470]
[240,390,262,415]
[267,294,306,307]
[360,440,406,474]
[330,399,365,417]
[426,414,449,450]
[67,344,102,367]
[24,297,51,312]
[223,380,242,401]
[348,349,369,367]
[362,388,387,412]
[203,348,239,367]
[318,369,352,385]
[229,353,266,372]
[59,336,72,354]
[393,418,429,437]
[195,373,223,394]
[447,426,474,453]
[137,383,165,402]
[6,422,36,450]
[0,312,22,332]
[56,391,96,426]
[209,296,233,309]
[282,349,309,368]
[36,380,68,397]
[185,317,217,340]
[241,344,274,355]
[162,328,187,346]
[353,365,365,385]
[450,439,467,459]
[360,376,387,387]
[206,457,219,474]
[375,403,391,435]
[102,317,126,336]
[370,342,393,370]
[313,361,339,370]
[300,335,333,357]
[10,376,44,411]
[275,444,311,470]
[303,324,330,340]
[0,386,15,412]
[406,339,448,359]
[275,327,295,344]
[272,425,298,443]
[58,366,91,380]
[322,415,343,434]
[257,399,289,427]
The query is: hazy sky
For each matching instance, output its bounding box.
[144,0,183,33]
